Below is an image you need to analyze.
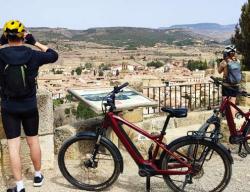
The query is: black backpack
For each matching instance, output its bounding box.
[2,63,35,98]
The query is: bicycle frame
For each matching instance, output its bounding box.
[220,96,250,139]
[102,111,193,176]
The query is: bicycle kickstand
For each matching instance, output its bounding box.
[238,143,247,158]
[146,176,151,192]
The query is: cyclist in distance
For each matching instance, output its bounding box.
[218,45,241,117]
[0,20,58,192]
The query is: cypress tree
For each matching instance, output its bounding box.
[232,0,250,70]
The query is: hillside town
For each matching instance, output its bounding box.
[38,41,222,100]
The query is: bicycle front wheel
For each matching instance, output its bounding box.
[161,137,232,192]
[58,134,121,191]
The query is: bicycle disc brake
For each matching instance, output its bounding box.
[83,157,98,168]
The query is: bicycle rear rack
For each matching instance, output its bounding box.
[187,131,223,141]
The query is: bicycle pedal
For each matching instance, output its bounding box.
[238,152,247,158]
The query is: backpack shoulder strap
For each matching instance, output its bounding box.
[4,64,9,71]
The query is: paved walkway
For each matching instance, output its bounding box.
[1,149,250,192]
[1,124,250,192]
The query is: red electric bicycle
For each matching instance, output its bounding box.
[58,83,233,192]
[197,76,250,158]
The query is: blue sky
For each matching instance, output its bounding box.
[0,0,247,29]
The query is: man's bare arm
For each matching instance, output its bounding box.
[34,42,49,52]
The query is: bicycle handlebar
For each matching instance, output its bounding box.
[210,76,219,83]
[103,82,129,112]
[210,76,250,97]
[210,76,223,86]
[113,82,129,94]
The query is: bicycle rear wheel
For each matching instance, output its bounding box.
[243,124,250,153]
[58,134,121,191]
[161,137,232,192]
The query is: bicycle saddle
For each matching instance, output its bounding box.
[161,107,188,118]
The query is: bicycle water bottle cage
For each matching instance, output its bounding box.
[161,107,188,118]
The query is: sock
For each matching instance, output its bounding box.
[34,171,42,178]
[16,180,24,192]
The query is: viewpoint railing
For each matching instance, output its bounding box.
[143,83,222,114]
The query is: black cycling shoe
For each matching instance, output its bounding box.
[6,186,25,192]
[33,174,44,187]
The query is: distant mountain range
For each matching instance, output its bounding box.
[29,23,236,47]
[168,23,235,30]
[164,23,236,42]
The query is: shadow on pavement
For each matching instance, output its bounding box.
[50,175,78,190]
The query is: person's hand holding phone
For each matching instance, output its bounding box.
[24,32,36,45]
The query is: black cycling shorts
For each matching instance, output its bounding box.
[1,108,39,139]
[222,85,239,97]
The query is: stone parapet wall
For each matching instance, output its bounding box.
[0,89,54,182]
[239,71,250,106]
[54,117,103,154]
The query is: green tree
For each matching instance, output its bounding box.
[65,94,73,102]
[231,0,250,70]
[76,101,96,119]
[129,55,135,60]
[71,108,77,116]
[85,62,93,69]
[146,61,164,68]
[99,63,111,71]
[51,67,63,74]
[54,70,63,74]
[75,67,82,75]
[53,98,64,107]
[64,108,70,116]
[99,70,104,76]
[124,45,137,50]
[186,60,208,71]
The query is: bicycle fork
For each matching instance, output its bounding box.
[84,130,104,169]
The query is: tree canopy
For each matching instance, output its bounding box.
[147,61,164,68]
[186,60,208,71]
[232,0,250,70]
